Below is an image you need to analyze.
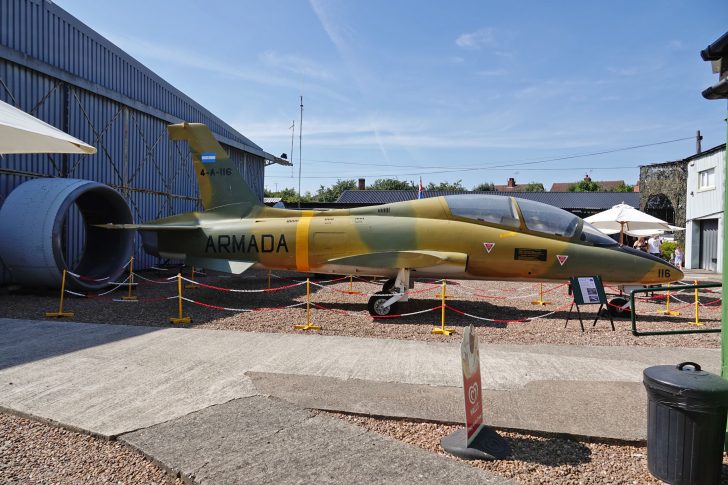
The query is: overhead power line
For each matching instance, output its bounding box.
[287,135,694,175]
[267,166,639,180]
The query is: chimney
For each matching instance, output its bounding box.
[696,129,703,154]
[584,174,592,182]
[358,178,365,190]
[507,177,516,188]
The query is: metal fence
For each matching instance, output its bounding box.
[0,0,267,283]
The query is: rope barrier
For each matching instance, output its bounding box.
[179,276,306,293]
[180,297,306,312]
[445,301,573,323]
[370,305,444,319]
[308,279,441,298]
[133,272,177,284]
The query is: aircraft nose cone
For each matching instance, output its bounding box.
[615,245,682,283]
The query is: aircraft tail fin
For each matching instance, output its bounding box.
[168,123,261,215]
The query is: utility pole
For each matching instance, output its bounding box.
[298,95,303,209]
[290,120,295,178]
[696,129,703,154]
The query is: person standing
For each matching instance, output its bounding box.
[647,235,662,258]
[633,237,648,252]
[673,246,684,268]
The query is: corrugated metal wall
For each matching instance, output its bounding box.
[0,0,267,281]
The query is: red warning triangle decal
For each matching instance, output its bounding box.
[483,242,495,253]
[557,255,568,266]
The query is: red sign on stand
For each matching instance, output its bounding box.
[461,325,484,445]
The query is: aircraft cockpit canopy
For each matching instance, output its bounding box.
[445,195,520,228]
[580,221,618,246]
[515,198,580,238]
[445,195,618,246]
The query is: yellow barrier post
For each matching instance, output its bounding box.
[122,256,137,301]
[531,282,551,306]
[294,278,321,330]
[349,275,353,292]
[169,273,191,324]
[432,280,455,336]
[692,279,702,326]
[185,266,198,289]
[660,282,681,316]
[45,269,74,318]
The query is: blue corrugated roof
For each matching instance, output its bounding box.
[337,190,640,210]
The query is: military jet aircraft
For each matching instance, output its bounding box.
[103,123,682,316]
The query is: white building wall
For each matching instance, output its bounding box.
[685,147,725,271]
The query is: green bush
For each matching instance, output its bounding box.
[660,241,677,261]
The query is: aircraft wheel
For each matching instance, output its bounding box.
[608,297,630,318]
[368,291,399,317]
[382,278,397,293]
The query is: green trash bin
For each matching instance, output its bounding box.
[643,362,728,485]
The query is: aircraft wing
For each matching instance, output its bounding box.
[327,250,467,269]
[186,257,255,275]
[95,223,201,231]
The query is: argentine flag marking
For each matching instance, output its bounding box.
[201,152,217,164]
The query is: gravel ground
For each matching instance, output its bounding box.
[329,412,728,485]
[0,269,722,484]
[0,268,720,347]
[0,412,181,484]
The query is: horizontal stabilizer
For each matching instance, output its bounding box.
[186,257,255,275]
[96,223,201,231]
[328,250,467,269]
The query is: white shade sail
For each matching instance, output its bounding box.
[0,99,96,154]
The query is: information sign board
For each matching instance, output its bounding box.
[461,325,484,445]
[570,276,607,305]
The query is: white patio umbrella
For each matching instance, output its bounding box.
[626,226,685,238]
[584,203,672,245]
[0,99,96,154]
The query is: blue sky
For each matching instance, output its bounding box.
[57,0,727,193]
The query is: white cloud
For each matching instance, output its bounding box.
[456,28,496,49]
[477,68,507,77]
[309,0,354,57]
[259,51,334,81]
[101,31,350,103]
[233,112,616,151]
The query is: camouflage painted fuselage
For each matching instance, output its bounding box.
[145,196,681,285]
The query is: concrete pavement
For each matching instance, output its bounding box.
[0,317,721,482]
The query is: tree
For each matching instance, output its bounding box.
[369,178,415,190]
[426,180,465,191]
[265,187,311,203]
[472,182,496,191]
[276,187,302,202]
[611,183,634,193]
[524,182,545,192]
[568,180,602,192]
[315,179,357,202]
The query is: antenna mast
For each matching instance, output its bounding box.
[298,95,303,208]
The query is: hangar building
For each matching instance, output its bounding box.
[0,0,285,285]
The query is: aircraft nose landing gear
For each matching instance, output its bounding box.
[367,269,411,317]
[368,291,400,316]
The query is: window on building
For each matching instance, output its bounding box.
[698,167,715,190]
